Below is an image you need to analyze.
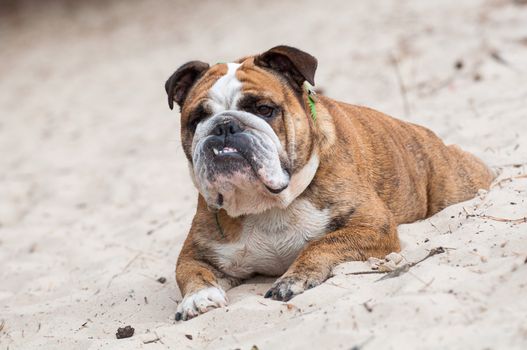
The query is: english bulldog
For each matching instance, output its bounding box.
[165,45,494,321]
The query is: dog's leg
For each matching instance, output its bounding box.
[175,247,239,321]
[265,204,400,301]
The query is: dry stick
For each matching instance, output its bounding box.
[495,162,527,169]
[146,220,169,235]
[344,247,446,279]
[491,174,527,188]
[390,54,411,117]
[489,50,522,73]
[418,277,436,292]
[153,331,168,347]
[143,337,161,345]
[462,206,475,218]
[350,335,374,350]
[478,215,527,224]
[474,173,527,223]
[107,252,141,288]
[416,75,456,97]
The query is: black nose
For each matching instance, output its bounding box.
[211,120,242,137]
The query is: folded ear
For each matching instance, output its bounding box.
[254,45,317,90]
[165,61,210,110]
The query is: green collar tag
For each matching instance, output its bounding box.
[303,81,317,122]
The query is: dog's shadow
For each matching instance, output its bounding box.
[227,275,275,303]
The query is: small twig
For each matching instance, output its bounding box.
[351,335,374,350]
[407,247,446,266]
[153,331,167,347]
[390,54,411,117]
[418,277,436,292]
[491,174,527,188]
[407,270,429,285]
[376,264,411,282]
[490,50,509,66]
[107,252,141,288]
[344,247,446,280]
[344,270,387,276]
[489,50,521,73]
[416,75,455,97]
[326,281,353,290]
[146,220,169,235]
[478,215,527,224]
[362,301,373,313]
[143,337,161,344]
[462,207,476,218]
[429,220,440,232]
[495,162,527,169]
[75,319,91,333]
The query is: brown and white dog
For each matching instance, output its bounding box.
[165,46,494,321]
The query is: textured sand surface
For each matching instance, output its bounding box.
[1,0,527,349]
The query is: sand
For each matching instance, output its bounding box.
[1,0,526,349]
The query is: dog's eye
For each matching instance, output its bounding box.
[189,118,200,133]
[256,105,274,118]
[188,106,209,133]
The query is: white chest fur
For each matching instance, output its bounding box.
[211,199,331,278]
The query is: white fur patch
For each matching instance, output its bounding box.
[279,153,319,206]
[211,199,330,278]
[209,63,242,112]
[176,286,228,321]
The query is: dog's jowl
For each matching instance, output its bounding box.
[165,46,494,321]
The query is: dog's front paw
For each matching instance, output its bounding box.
[264,273,324,302]
[175,286,228,321]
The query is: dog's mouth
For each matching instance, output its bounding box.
[207,137,249,165]
[202,135,290,194]
[212,146,242,157]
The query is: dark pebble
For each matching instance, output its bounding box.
[116,325,134,339]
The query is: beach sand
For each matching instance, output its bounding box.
[1,0,526,349]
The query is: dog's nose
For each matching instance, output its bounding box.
[211,120,242,137]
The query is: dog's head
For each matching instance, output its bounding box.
[165,46,322,216]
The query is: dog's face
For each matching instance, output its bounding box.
[166,46,320,216]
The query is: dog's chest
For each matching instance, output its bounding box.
[211,199,330,278]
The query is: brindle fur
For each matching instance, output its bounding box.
[169,47,494,313]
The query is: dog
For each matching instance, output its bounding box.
[164,46,494,321]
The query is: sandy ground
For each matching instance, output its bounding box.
[1,0,527,349]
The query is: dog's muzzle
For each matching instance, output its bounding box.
[192,111,290,197]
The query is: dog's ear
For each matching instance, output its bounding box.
[165,61,210,110]
[254,45,317,90]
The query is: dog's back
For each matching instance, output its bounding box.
[426,143,494,215]
[320,97,494,224]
